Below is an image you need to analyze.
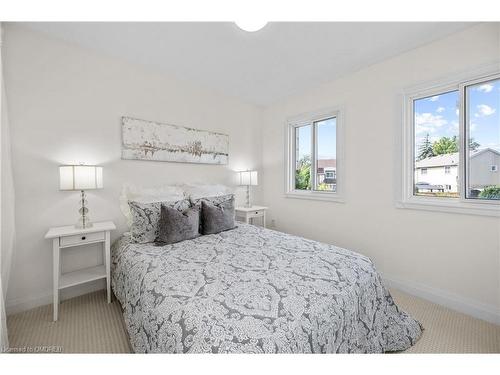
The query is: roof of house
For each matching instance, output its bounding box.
[415,148,500,168]
[317,159,336,169]
[415,153,459,168]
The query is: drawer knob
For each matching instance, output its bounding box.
[81,236,86,240]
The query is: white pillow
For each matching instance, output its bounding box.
[119,183,186,227]
[181,183,234,200]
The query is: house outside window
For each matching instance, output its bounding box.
[445,166,451,174]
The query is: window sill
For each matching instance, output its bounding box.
[396,197,500,217]
[285,190,345,203]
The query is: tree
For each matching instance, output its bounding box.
[295,155,311,190]
[432,136,480,155]
[418,135,481,161]
[432,136,458,155]
[469,138,480,151]
[417,134,434,161]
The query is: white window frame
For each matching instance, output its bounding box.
[399,68,500,217]
[285,107,344,202]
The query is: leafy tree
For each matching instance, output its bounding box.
[297,154,310,168]
[432,136,458,155]
[469,138,480,151]
[295,155,311,190]
[417,133,435,161]
[418,135,481,161]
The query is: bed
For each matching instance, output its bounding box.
[111,223,422,353]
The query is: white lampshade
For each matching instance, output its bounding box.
[238,170,258,186]
[59,165,103,191]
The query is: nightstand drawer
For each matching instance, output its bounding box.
[247,210,265,218]
[60,231,105,247]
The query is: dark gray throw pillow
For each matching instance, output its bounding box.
[201,199,236,235]
[190,194,235,232]
[158,205,200,244]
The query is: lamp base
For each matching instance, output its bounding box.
[75,190,93,229]
[245,185,252,208]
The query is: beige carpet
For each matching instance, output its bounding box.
[7,291,132,353]
[6,289,500,353]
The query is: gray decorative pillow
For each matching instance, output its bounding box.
[158,205,200,244]
[190,194,235,232]
[189,193,235,208]
[129,199,191,243]
[201,198,236,235]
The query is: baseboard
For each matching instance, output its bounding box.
[6,279,105,316]
[382,273,500,325]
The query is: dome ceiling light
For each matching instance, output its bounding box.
[235,21,268,32]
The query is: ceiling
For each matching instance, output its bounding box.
[20,22,474,106]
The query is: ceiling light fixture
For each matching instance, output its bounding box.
[235,21,268,32]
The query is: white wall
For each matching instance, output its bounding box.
[3,25,262,313]
[261,23,500,323]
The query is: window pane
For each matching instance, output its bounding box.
[465,78,500,200]
[413,90,459,198]
[295,124,311,190]
[315,117,337,192]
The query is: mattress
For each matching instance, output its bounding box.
[111,223,422,353]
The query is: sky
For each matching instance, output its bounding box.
[297,117,337,163]
[296,78,499,164]
[414,78,500,156]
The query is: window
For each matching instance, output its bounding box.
[286,108,343,201]
[315,118,337,192]
[401,70,500,216]
[413,90,459,198]
[464,77,500,200]
[294,124,312,190]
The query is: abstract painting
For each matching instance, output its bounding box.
[121,117,229,164]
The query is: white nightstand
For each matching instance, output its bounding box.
[235,206,268,228]
[45,221,116,321]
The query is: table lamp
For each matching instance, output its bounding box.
[59,164,103,228]
[237,170,258,208]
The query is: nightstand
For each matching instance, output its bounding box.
[45,221,116,321]
[235,206,268,228]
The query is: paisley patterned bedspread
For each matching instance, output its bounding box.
[111,224,422,353]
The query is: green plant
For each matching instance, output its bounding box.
[316,183,330,191]
[432,136,458,155]
[295,165,311,190]
[478,185,500,199]
[295,155,311,190]
[417,135,481,161]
